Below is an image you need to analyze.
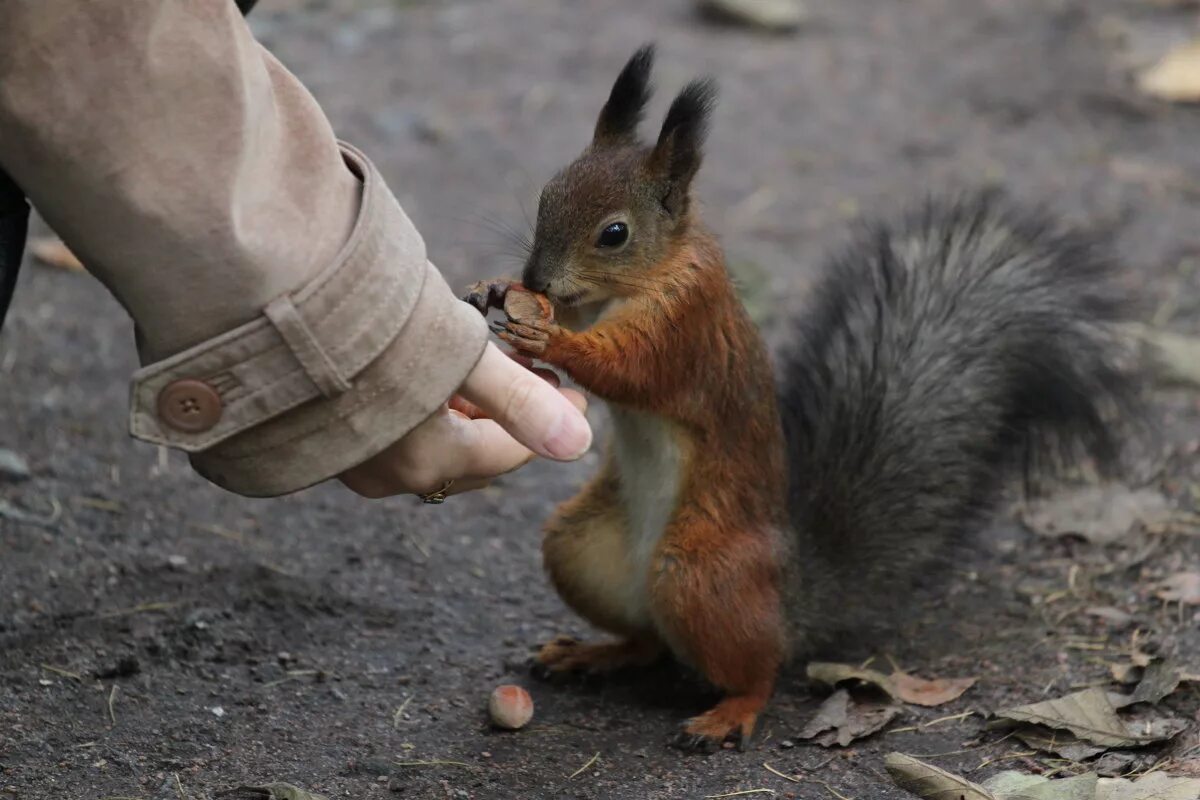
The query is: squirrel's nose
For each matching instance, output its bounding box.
[522,255,551,293]
[524,275,550,293]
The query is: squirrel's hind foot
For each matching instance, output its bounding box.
[531,636,662,680]
[673,694,766,754]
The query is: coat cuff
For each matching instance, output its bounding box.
[127,143,488,496]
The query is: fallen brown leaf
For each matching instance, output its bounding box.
[890,671,977,707]
[798,688,901,747]
[28,237,85,272]
[1012,724,1107,761]
[1138,38,1200,104]
[1124,324,1200,389]
[992,687,1172,747]
[884,753,993,800]
[806,661,975,707]
[984,770,1098,800]
[1155,572,1200,605]
[1124,659,1182,706]
[1095,772,1200,800]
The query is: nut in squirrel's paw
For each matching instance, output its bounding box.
[493,285,557,358]
[502,284,555,327]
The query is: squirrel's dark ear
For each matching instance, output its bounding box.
[593,45,655,146]
[649,78,716,217]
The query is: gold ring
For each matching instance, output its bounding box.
[418,479,454,504]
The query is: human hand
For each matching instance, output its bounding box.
[338,342,591,499]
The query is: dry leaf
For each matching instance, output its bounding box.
[884,753,994,800]
[807,662,899,699]
[28,237,85,272]
[1020,485,1171,544]
[1095,772,1200,800]
[983,771,1098,800]
[806,662,975,707]
[1111,663,1142,684]
[891,671,977,707]
[993,687,1162,747]
[1138,39,1200,104]
[1088,607,1136,627]
[1012,724,1107,761]
[798,688,901,747]
[1155,572,1200,605]
[1124,324,1200,390]
[1125,660,1182,706]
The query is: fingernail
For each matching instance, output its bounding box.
[543,405,592,460]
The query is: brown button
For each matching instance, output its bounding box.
[157,379,222,433]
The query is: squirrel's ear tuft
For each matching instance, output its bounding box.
[649,78,717,217]
[593,44,656,146]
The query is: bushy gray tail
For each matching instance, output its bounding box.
[776,193,1139,648]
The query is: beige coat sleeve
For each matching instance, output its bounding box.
[0,0,488,496]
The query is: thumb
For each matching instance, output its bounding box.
[458,342,593,461]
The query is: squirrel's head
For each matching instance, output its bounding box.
[523,45,716,307]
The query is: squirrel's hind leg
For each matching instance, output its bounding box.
[534,636,663,678]
[538,460,663,675]
[651,513,785,752]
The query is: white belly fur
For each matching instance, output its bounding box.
[608,405,683,617]
[559,297,683,622]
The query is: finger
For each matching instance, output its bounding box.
[459,343,593,461]
[451,417,538,479]
[449,367,560,420]
[408,411,536,483]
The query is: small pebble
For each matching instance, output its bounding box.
[0,448,30,482]
[488,684,533,730]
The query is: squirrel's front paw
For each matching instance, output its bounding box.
[462,278,515,315]
[493,318,558,358]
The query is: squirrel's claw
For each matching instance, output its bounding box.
[671,730,722,755]
[497,320,552,358]
[461,278,513,315]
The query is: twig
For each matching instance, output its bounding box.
[762,763,801,783]
[40,663,82,681]
[97,601,180,619]
[888,715,976,735]
[814,781,854,800]
[263,669,319,688]
[974,751,1037,771]
[174,773,187,800]
[0,495,62,528]
[703,791,776,799]
[73,496,124,514]
[107,685,118,726]
[393,694,414,728]
[192,523,245,544]
[394,760,473,769]
[567,751,599,779]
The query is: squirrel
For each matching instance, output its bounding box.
[463,45,1136,752]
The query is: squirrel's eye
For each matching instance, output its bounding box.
[596,222,629,249]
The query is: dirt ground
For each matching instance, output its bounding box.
[3,0,1200,798]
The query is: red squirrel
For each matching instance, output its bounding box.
[464,45,1135,751]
